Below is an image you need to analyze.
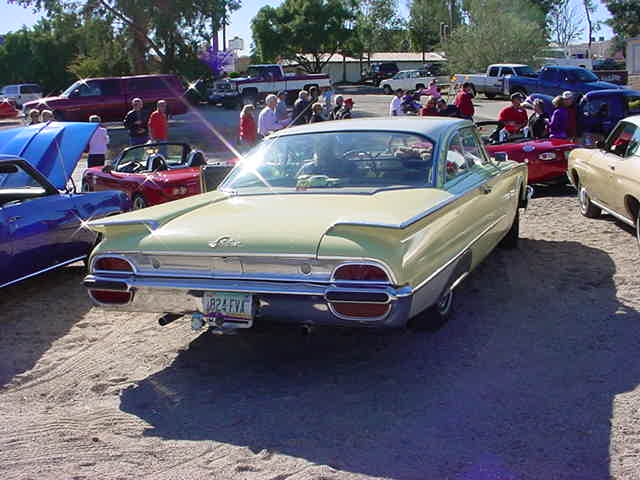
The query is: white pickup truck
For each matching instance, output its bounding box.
[451,64,538,99]
[210,64,331,108]
[379,69,449,94]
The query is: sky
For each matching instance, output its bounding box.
[0,0,615,56]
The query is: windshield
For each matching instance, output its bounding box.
[514,66,537,77]
[571,69,599,82]
[61,81,81,97]
[221,131,437,194]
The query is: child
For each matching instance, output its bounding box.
[337,98,353,119]
[239,104,257,146]
[321,85,334,117]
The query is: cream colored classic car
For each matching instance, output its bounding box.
[83,118,530,333]
[568,115,640,239]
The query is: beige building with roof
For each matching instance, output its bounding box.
[282,52,447,84]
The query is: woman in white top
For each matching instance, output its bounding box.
[87,115,110,167]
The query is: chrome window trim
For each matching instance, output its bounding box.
[0,255,86,289]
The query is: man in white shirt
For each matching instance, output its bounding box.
[258,94,287,138]
[389,89,404,117]
[87,115,110,167]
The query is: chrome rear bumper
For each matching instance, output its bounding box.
[84,274,414,328]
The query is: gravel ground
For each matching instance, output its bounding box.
[0,186,639,480]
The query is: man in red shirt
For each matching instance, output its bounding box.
[148,100,168,143]
[498,92,528,142]
[454,82,475,120]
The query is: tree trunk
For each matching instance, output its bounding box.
[583,0,593,55]
[130,26,148,74]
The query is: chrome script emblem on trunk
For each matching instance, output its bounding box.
[208,236,242,249]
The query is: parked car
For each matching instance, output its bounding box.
[503,66,621,98]
[0,122,130,288]
[593,58,626,71]
[83,118,530,334]
[379,69,446,95]
[0,100,18,119]
[361,62,400,86]
[476,121,577,184]
[567,116,640,242]
[82,142,235,210]
[451,64,538,99]
[22,75,188,122]
[1,83,43,109]
[210,64,331,108]
[523,89,640,141]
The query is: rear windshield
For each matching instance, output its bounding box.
[20,85,42,94]
[221,131,436,195]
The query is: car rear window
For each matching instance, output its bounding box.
[20,85,42,94]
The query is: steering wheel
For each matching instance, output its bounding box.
[147,154,168,172]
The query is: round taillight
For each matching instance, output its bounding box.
[89,290,132,305]
[333,264,389,282]
[94,257,133,272]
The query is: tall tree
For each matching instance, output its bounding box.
[547,0,584,47]
[444,0,546,72]
[407,0,461,58]
[352,0,404,60]
[251,0,354,73]
[604,0,640,40]
[582,0,600,51]
[13,0,241,73]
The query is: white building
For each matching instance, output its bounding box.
[282,52,447,83]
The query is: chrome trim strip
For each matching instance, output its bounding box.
[107,250,318,259]
[591,199,635,227]
[88,219,160,231]
[413,214,506,293]
[0,256,86,289]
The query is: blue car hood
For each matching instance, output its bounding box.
[0,122,98,190]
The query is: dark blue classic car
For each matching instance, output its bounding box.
[0,122,130,288]
[524,89,640,138]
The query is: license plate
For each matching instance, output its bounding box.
[203,292,254,327]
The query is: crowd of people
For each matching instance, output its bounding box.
[388,80,475,120]
[239,86,355,146]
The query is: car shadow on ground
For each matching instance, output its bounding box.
[531,183,576,199]
[0,264,91,388]
[119,239,639,479]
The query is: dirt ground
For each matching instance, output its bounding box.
[1,184,639,480]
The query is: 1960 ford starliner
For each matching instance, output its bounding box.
[83,118,530,332]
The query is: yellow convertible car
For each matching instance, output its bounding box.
[568,115,640,239]
[83,118,530,333]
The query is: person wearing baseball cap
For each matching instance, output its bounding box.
[562,91,578,139]
[497,92,528,142]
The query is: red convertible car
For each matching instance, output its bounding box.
[477,121,578,184]
[0,99,19,119]
[82,142,235,209]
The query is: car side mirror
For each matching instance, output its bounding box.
[493,152,508,162]
[595,140,605,149]
[102,165,113,173]
[69,89,80,98]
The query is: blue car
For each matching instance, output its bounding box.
[523,89,640,138]
[0,122,130,288]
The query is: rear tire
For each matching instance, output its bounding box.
[579,186,601,218]
[383,85,392,95]
[485,92,496,99]
[499,210,519,249]
[409,289,454,332]
[132,194,148,210]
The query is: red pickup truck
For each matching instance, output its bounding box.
[23,74,188,122]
